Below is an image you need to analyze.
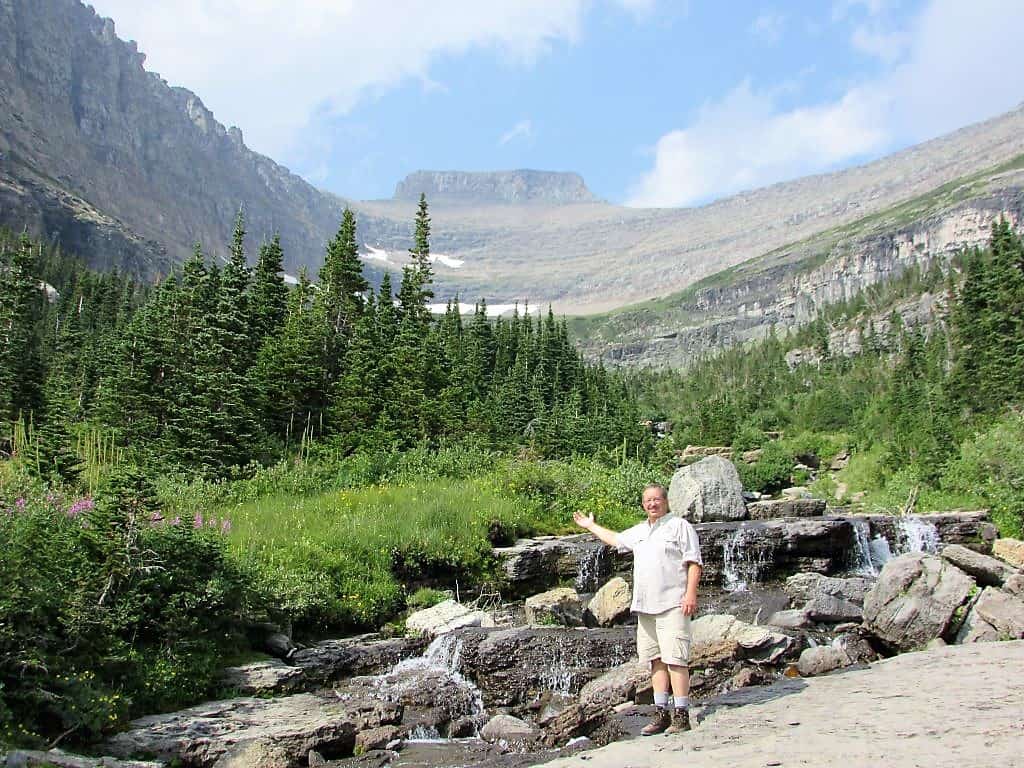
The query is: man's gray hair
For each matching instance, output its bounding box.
[642,482,668,500]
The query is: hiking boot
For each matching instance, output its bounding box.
[640,707,671,736]
[665,707,691,734]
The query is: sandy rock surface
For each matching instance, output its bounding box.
[540,641,1024,768]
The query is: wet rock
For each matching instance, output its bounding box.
[586,577,632,627]
[797,646,849,676]
[221,659,305,696]
[525,587,585,627]
[406,600,493,637]
[102,692,402,767]
[480,714,539,743]
[957,587,1024,642]
[941,544,1015,586]
[832,631,877,664]
[863,511,997,554]
[493,536,616,594]
[993,538,1024,568]
[2,750,163,768]
[354,726,400,755]
[784,573,872,605]
[746,498,826,520]
[291,635,425,689]
[453,626,636,709]
[668,455,748,522]
[766,609,813,630]
[863,553,976,650]
[578,660,650,717]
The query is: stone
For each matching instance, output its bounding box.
[746,498,826,520]
[941,544,1014,586]
[862,553,976,650]
[765,609,813,630]
[577,660,651,717]
[2,750,163,768]
[690,614,796,667]
[925,637,948,650]
[803,594,863,623]
[1004,573,1024,598]
[492,536,615,594]
[832,632,876,664]
[741,449,763,464]
[993,538,1024,568]
[797,646,850,677]
[214,741,292,768]
[480,714,539,743]
[308,750,327,767]
[829,452,851,471]
[586,577,632,627]
[668,456,748,522]
[678,445,734,463]
[354,726,401,755]
[291,635,425,688]
[102,692,402,766]
[406,599,491,637]
[221,659,305,696]
[970,587,1024,639]
[525,588,585,627]
[784,573,872,606]
[781,486,811,499]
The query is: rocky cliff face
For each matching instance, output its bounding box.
[583,180,1024,367]
[394,170,597,205]
[0,0,396,275]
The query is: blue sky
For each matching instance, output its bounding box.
[88,1,1023,206]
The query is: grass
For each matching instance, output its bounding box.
[222,478,543,631]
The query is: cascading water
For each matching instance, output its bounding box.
[897,515,940,554]
[574,544,603,593]
[722,525,770,592]
[850,518,880,576]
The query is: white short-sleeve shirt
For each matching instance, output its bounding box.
[616,513,702,615]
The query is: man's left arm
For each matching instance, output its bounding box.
[682,561,702,616]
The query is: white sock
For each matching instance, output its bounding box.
[654,691,670,708]
[674,696,689,710]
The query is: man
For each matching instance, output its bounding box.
[573,482,702,735]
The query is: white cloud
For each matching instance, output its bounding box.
[87,0,589,159]
[628,0,1024,208]
[498,119,535,146]
[750,12,785,43]
[851,24,907,63]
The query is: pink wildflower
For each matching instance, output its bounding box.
[66,498,94,518]
[193,512,204,529]
[15,498,26,510]
[221,519,232,535]
[170,516,181,526]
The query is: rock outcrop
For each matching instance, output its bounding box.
[393,170,596,205]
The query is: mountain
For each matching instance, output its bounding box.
[3,0,1024,334]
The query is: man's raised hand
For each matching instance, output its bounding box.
[573,510,595,530]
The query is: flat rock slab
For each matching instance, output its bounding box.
[2,751,163,768]
[993,537,1024,568]
[539,641,1024,768]
[746,498,826,520]
[941,544,1015,586]
[102,692,402,767]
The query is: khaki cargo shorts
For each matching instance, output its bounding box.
[636,606,692,667]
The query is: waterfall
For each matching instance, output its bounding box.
[540,637,576,695]
[897,515,940,554]
[722,525,770,592]
[574,544,603,593]
[849,518,879,576]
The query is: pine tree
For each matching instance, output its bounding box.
[0,235,46,426]
[251,235,288,343]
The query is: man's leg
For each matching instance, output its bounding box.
[665,663,691,733]
[641,657,673,735]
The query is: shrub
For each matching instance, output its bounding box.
[406,587,451,610]
[736,440,792,495]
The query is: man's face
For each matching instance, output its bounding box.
[642,488,669,519]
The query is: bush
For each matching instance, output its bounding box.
[736,440,792,495]
[407,587,450,610]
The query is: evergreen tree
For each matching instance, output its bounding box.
[251,235,288,343]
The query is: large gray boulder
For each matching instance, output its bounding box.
[525,588,585,627]
[690,614,796,666]
[955,587,1024,643]
[785,573,872,605]
[586,577,632,627]
[406,600,493,637]
[103,693,402,767]
[669,455,748,522]
[863,553,976,650]
[941,544,1015,587]
[479,714,539,743]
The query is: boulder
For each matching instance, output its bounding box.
[221,659,305,696]
[993,538,1024,568]
[577,660,651,716]
[354,725,401,755]
[492,536,616,594]
[781,486,811,499]
[784,572,872,605]
[862,553,976,650]
[480,714,539,743]
[102,693,402,767]
[213,741,291,768]
[291,635,425,689]
[797,646,849,677]
[941,544,1015,586]
[525,587,585,627]
[678,445,734,463]
[1005,573,1024,598]
[746,498,826,520]
[406,600,492,637]
[765,609,813,630]
[586,578,632,627]
[958,587,1024,642]
[668,456,747,522]
[690,614,796,667]
[2,751,163,768]
[803,594,863,623]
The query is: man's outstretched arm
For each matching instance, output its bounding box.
[573,510,620,548]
